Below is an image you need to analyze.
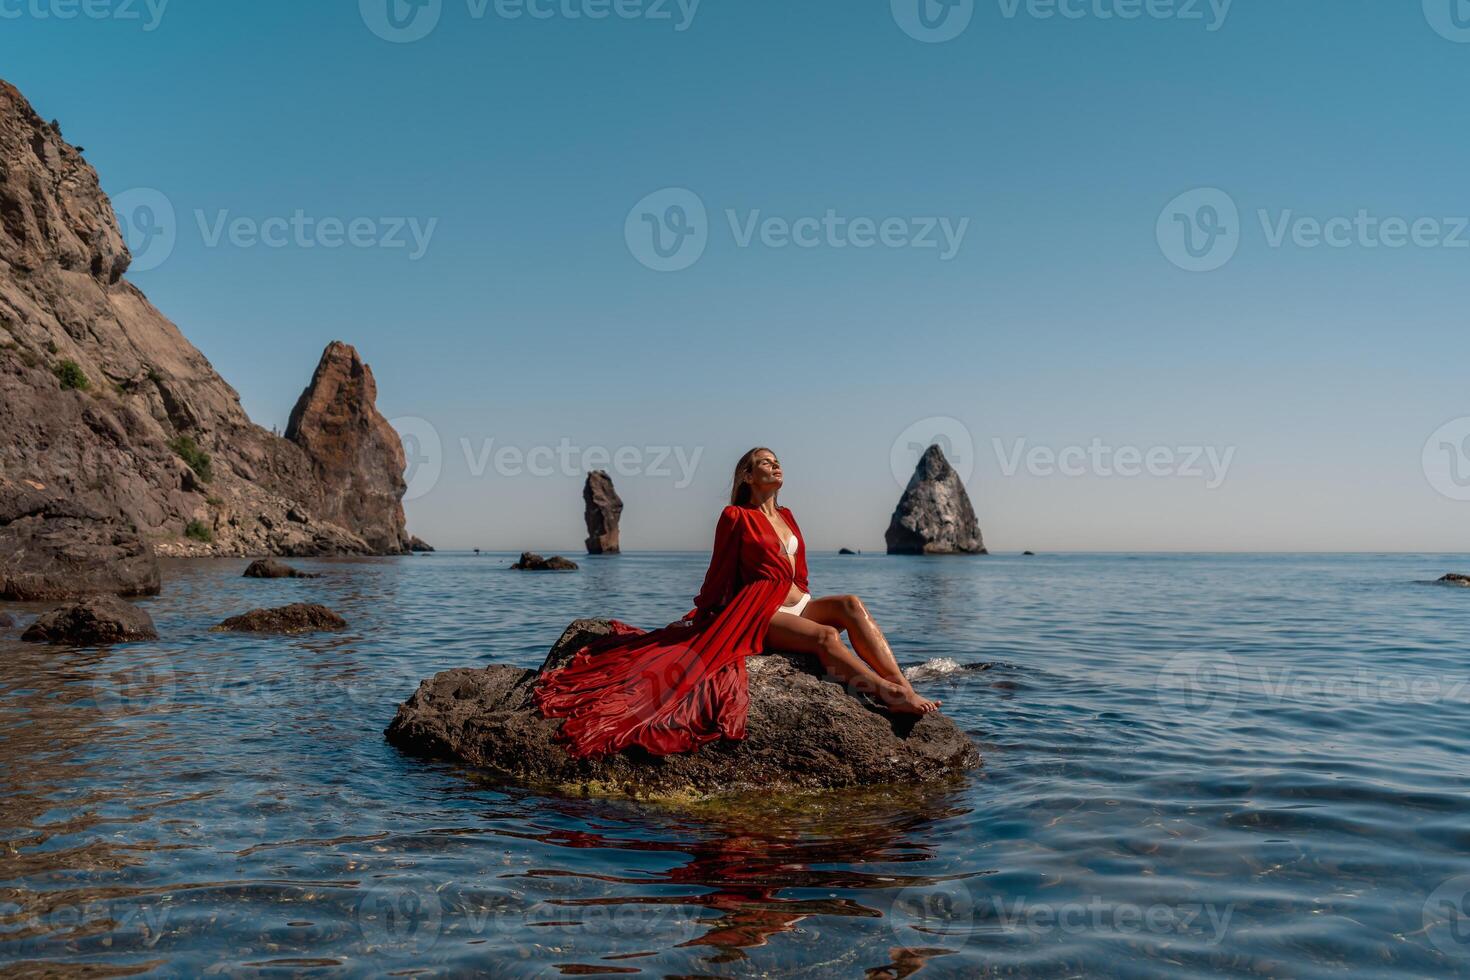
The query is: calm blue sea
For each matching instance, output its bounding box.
[2,552,1469,977]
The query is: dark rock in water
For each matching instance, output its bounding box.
[512,552,579,571]
[21,595,157,645]
[838,547,857,555]
[0,612,16,628]
[885,445,985,555]
[583,470,623,554]
[1437,573,1470,587]
[213,603,347,634]
[0,479,161,600]
[385,618,981,800]
[409,535,434,553]
[243,558,318,579]
[1023,550,1036,556]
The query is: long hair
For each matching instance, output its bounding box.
[729,446,777,506]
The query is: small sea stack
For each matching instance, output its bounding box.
[838,547,857,555]
[409,536,434,553]
[885,445,986,555]
[583,470,623,554]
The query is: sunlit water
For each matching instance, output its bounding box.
[2,552,1469,977]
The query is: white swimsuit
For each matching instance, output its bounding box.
[777,532,812,616]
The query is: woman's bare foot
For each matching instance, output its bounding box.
[877,681,940,715]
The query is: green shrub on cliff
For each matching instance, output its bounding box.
[169,435,213,483]
[184,520,214,543]
[53,359,89,390]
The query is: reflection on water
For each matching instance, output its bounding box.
[2,552,1470,976]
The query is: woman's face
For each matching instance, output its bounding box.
[746,450,783,493]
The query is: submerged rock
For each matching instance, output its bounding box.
[242,558,318,579]
[0,612,17,628]
[885,445,986,555]
[583,470,623,554]
[21,596,157,645]
[213,603,346,634]
[1437,573,1470,587]
[511,552,579,571]
[0,480,161,600]
[385,618,980,800]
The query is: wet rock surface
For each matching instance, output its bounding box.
[511,552,579,571]
[242,558,318,579]
[213,603,347,634]
[0,479,161,600]
[385,618,981,800]
[1437,574,1470,586]
[885,444,986,555]
[21,595,157,645]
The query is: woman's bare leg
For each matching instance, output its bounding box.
[766,611,932,714]
[802,595,940,711]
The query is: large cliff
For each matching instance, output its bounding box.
[0,79,408,558]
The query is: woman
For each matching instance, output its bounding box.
[534,447,940,759]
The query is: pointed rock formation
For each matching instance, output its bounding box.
[285,342,409,555]
[583,470,623,554]
[885,445,985,555]
[0,78,408,559]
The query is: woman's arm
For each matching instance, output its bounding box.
[679,504,743,623]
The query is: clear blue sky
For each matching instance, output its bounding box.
[6,1,1470,552]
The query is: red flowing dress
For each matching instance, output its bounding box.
[533,503,809,759]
